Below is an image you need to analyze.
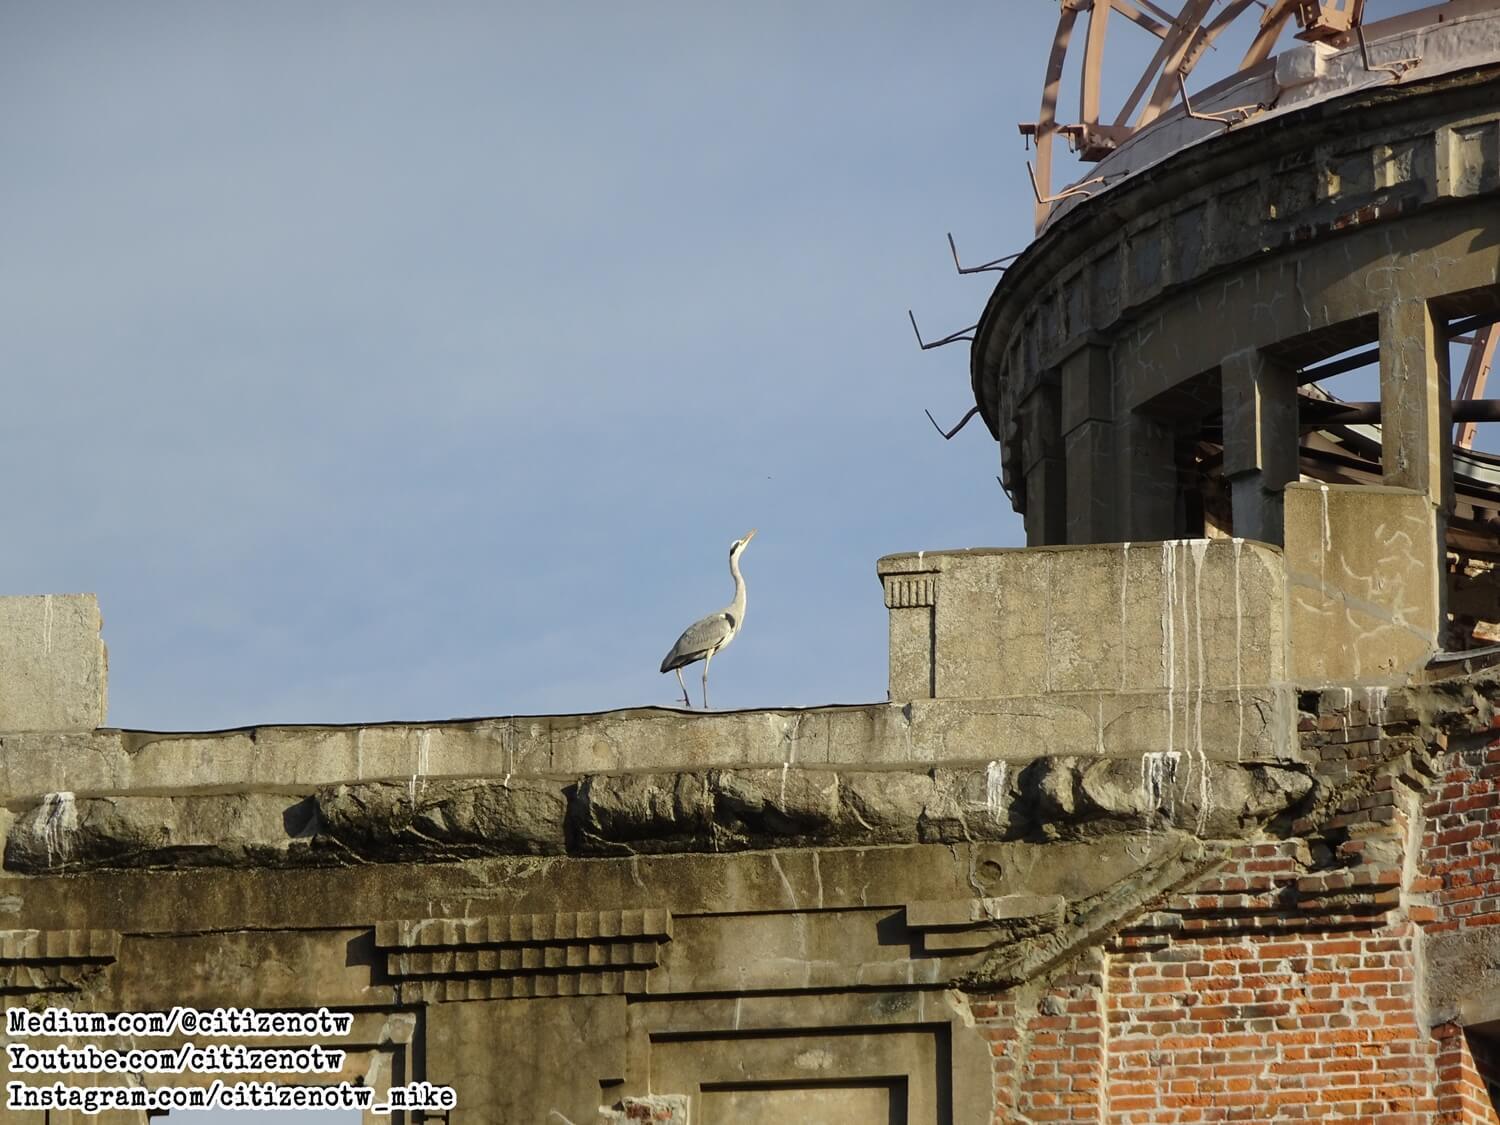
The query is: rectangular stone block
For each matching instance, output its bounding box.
[1283,483,1440,684]
[0,595,107,732]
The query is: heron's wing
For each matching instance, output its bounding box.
[660,611,736,672]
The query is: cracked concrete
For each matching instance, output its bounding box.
[3,754,1315,874]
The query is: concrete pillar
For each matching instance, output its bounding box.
[1379,298,1451,621]
[1061,342,1117,544]
[1018,379,1067,545]
[0,594,107,732]
[1380,298,1453,511]
[876,559,937,702]
[1221,348,1299,544]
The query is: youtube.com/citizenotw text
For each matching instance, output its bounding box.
[6,1006,456,1116]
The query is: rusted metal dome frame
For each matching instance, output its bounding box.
[1016,0,1495,457]
[1024,0,1368,232]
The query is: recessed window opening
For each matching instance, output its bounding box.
[1444,315,1500,650]
[1295,339,1384,488]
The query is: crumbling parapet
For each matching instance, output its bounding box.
[2,663,1491,1121]
[878,540,1303,770]
[0,755,1317,875]
[878,540,1287,703]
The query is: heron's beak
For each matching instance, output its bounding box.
[743,528,757,544]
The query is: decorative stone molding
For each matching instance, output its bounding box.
[882,572,937,609]
[374,909,672,1001]
[876,556,941,701]
[906,895,1066,954]
[0,928,119,995]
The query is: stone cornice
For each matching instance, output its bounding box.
[0,757,1314,874]
[375,909,672,1001]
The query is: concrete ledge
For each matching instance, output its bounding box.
[0,595,107,733]
[0,688,1302,804]
[2,756,1316,873]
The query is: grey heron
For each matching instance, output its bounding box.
[660,529,756,709]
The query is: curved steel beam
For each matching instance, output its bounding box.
[1032,3,1081,229]
[1026,0,1411,230]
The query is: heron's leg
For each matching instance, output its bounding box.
[702,650,713,710]
[675,667,692,709]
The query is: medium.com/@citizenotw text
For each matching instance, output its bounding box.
[6,1006,456,1116]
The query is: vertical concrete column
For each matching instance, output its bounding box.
[1221,348,1299,544]
[1018,378,1067,545]
[876,558,937,702]
[0,595,108,731]
[1060,341,1117,544]
[1117,411,1180,541]
[1380,298,1451,621]
[1380,298,1453,511]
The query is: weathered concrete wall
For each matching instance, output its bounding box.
[0,549,1472,1123]
[879,539,1286,696]
[0,831,1173,1122]
[0,561,1311,1123]
[6,658,1500,1122]
[0,699,1302,812]
[878,540,1296,767]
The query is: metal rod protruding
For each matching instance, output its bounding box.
[908,310,977,350]
[947,232,1021,276]
[924,405,982,440]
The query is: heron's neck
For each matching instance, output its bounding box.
[728,552,747,619]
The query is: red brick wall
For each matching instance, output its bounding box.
[972,846,1439,1123]
[1422,740,1500,934]
[977,955,1108,1122]
[1434,1023,1500,1124]
[966,688,1500,1123]
[1423,734,1500,1123]
[1105,925,1433,1122]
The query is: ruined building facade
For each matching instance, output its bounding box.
[4,6,1500,1123]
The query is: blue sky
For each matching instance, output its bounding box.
[0,2,1434,730]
